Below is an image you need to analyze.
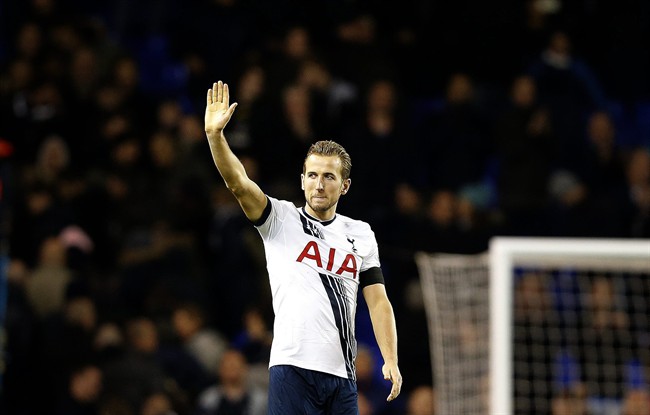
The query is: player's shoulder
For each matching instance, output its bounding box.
[268,196,299,213]
[336,212,373,234]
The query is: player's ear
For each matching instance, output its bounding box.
[300,174,305,190]
[341,178,351,195]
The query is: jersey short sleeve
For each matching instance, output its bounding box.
[254,196,296,240]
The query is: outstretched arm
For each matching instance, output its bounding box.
[205,81,267,221]
[363,283,403,402]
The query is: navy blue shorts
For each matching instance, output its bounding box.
[268,365,359,415]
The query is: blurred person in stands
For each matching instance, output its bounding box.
[36,294,99,413]
[258,82,322,193]
[66,46,101,107]
[205,180,270,338]
[213,64,269,153]
[0,58,34,153]
[621,388,650,415]
[110,55,151,121]
[114,130,204,315]
[356,343,392,415]
[265,25,316,97]
[358,391,375,415]
[405,385,435,415]
[571,110,629,237]
[100,316,193,412]
[374,183,428,315]
[513,271,560,414]
[418,72,491,193]
[231,306,273,390]
[492,74,556,236]
[296,57,361,138]
[56,364,104,415]
[517,0,563,64]
[625,146,650,237]
[1,259,38,413]
[423,189,463,254]
[455,186,495,254]
[548,167,589,236]
[329,12,393,88]
[527,30,608,163]
[550,383,592,415]
[14,21,44,60]
[195,348,267,415]
[396,260,433,393]
[177,112,214,168]
[24,235,72,318]
[9,176,72,267]
[156,99,184,135]
[97,396,136,415]
[576,275,638,402]
[171,301,228,375]
[342,78,415,221]
[204,81,401,414]
[29,134,70,186]
[140,392,179,415]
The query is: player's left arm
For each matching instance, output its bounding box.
[362,282,403,401]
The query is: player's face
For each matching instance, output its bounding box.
[301,154,350,220]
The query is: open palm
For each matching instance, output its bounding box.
[205,81,237,135]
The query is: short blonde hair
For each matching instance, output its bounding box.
[304,140,352,180]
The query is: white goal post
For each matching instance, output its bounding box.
[416,237,650,415]
[489,237,650,415]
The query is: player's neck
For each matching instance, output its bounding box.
[304,205,336,222]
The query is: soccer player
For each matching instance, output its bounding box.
[204,81,402,414]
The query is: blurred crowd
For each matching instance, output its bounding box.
[0,0,649,414]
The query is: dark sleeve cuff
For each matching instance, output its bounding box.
[251,196,272,227]
[359,266,385,289]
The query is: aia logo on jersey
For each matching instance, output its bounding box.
[296,241,358,279]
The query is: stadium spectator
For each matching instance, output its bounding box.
[171,301,228,375]
[625,146,650,237]
[195,348,267,415]
[418,72,491,192]
[527,30,609,164]
[342,78,416,222]
[55,363,104,415]
[356,343,392,415]
[492,74,556,236]
[405,385,436,415]
[621,388,650,415]
[569,110,630,237]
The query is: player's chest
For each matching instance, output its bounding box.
[289,220,367,280]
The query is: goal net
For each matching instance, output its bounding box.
[415,237,650,415]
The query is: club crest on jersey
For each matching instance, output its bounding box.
[296,241,358,279]
[346,236,357,253]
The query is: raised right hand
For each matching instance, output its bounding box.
[205,81,238,136]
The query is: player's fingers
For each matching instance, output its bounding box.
[386,373,402,401]
[227,102,238,117]
[387,382,401,401]
[217,80,223,102]
[212,82,217,103]
[207,88,212,105]
[224,83,230,104]
[382,366,389,380]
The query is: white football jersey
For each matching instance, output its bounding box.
[254,196,383,380]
